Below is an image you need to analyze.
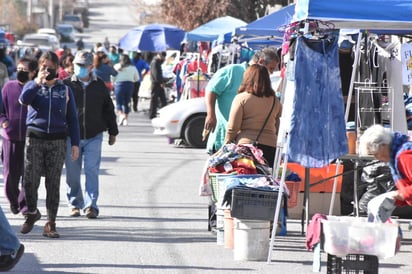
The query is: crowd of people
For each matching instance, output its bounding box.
[0,41,122,270]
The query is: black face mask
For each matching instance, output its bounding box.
[45,68,57,81]
[16,70,30,83]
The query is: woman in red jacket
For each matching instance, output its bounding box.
[359,124,412,222]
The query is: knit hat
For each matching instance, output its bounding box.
[73,50,93,66]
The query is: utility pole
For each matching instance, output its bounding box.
[27,0,32,24]
[49,0,54,27]
[59,0,63,22]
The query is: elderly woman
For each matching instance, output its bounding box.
[359,124,412,222]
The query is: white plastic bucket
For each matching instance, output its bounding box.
[216,208,225,245]
[234,219,270,261]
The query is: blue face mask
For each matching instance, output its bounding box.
[74,64,89,79]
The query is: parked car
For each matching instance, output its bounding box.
[19,33,60,51]
[62,14,83,32]
[56,24,76,42]
[37,28,57,36]
[151,97,207,148]
[151,71,281,149]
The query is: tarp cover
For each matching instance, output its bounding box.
[294,0,412,32]
[235,4,295,38]
[185,16,246,42]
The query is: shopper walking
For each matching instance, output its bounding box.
[93,53,117,92]
[0,56,38,214]
[149,51,167,119]
[18,51,80,238]
[63,50,118,219]
[131,51,149,112]
[112,54,139,126]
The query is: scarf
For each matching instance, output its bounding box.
[390,132,410,181]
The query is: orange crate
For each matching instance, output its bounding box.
[285,181,300,208]
[286,163,343,193]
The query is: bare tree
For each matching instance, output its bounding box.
[160,0,231,30]
[160,0,288,30]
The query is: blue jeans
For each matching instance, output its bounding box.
[65,133,102,213]
[114,81,134,114]
[0,206,20,255]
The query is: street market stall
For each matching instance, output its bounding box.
[269,0,412,271]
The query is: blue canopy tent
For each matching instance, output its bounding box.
[294,0,412,32]
[235,4,295,40]
[118,23,185,52]
[184,16,246,43]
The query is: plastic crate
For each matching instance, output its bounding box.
[230,188,280,221]
[209,174,270,204]
[327,253,379,274]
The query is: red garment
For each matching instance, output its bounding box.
[394,150,412,206]
[305,213,327,251]
[58,68,70,80]
[187,60,208,74]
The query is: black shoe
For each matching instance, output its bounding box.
[10,205,19,215]
[21,209,41,234]
[85,207,98,219]
[0,244,24,271]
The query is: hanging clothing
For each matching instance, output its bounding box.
[288,36,347,168]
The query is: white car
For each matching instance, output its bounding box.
[151,97,207,148]
[20,33,60,51]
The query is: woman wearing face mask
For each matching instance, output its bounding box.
[111,54,139,126]
[18,51,80,238]
[0,57,38,215]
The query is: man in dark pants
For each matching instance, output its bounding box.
[149,52,167,119]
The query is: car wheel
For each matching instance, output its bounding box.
[184,115,206,148]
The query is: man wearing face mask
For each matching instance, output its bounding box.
[0,57,38,214]
[19,51,80,238]
[63,50,118,219]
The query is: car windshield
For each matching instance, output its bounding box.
[23,38,49,46]
[57,26,72,32]
[64,16,80,22]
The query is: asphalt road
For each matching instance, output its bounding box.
[2,0,412,273]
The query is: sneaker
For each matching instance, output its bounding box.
[117,115,125,126]
[0,244,24,271]
[123,119,128,126]
[43,221,60,238]
[69,208,81,217]
[85,207,98,219]
[20,209,41,234]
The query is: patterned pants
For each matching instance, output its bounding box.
[23,137,66,222]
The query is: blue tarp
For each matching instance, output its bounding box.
[294,0,412,33]
[235,4,295,38]
[185,16,246,42]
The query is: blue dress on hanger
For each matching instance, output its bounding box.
[288,35,348,168]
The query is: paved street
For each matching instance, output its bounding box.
[1,0,412,273]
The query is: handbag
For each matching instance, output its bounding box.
[252,96,276,146]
